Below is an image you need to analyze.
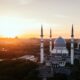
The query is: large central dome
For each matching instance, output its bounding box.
[54,37,66,47]
[51,37,68,54]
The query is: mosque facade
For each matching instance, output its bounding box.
[39,25,80,80]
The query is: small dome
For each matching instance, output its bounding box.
[54,37,66,47]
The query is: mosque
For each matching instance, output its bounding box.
[39,25,80,80]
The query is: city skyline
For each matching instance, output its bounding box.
[0,0,80,38]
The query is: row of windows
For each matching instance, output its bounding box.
[52,49,68,54]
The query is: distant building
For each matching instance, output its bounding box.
[12,55,37,62]
[15,36,18,39]
[39,25,80,80]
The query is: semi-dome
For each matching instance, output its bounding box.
[54,37,66,47]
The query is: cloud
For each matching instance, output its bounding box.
[0,0,34,5]
[55,14,68,18]
[18,0,34,5]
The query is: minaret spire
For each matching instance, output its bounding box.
[40,25,44,63]
[71,24,74,37]
[41,25,43,37]
[49,28,52,53]
[50,28,52,38]
[71,24,74,65]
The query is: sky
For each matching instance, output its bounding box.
[0,0,80,38]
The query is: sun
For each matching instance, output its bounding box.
[2,31,18,38]
[0,16,41,38]
[0,27,22,38]
[0,24,24,38]
[0,16,25,38]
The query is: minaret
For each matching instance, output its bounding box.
[71,24,74,65]
[49,28,52,54]
[40,25,44,63]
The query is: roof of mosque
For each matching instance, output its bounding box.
[54,37,66,47]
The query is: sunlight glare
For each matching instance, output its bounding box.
[0,16,30,38]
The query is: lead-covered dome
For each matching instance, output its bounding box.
[54,37,66,47]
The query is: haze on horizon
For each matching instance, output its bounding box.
[0,0,80,39]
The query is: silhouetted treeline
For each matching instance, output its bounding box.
[0,59,80,80]
[0,59,39,80]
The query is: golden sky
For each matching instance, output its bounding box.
[0,0,80,38]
